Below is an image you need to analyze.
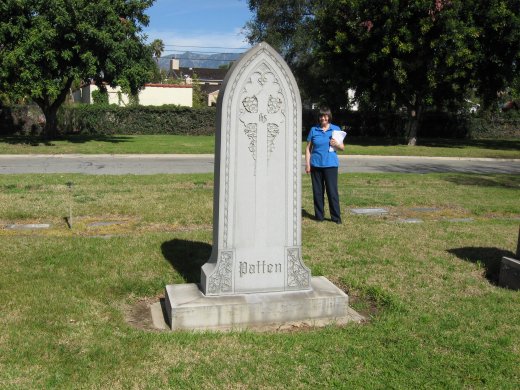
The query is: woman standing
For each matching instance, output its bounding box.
[305,107,344,224]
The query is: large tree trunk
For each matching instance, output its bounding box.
[42,106,59,138]
[35,78,73,139]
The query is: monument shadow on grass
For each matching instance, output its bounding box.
[161,239,212,284]
[302,208,316,221]
[447,247,516,284]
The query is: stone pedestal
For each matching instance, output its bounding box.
[165,277,362,331]
[499,257,520,290]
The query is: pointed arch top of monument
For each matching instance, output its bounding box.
[218,41,301,109]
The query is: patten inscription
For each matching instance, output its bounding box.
[239,261,282,277]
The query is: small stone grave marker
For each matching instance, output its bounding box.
[446,218,474,223]
[398,218,423,224]
[350,208,389,215]
[88,221,124,227]
[410,207,439,212]
[499,226,520,290]
[5,223,51,230]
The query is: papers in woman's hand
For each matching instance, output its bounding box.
[329,130,347,152]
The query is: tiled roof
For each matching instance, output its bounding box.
[179,67,228,81]
[144,83,192,88]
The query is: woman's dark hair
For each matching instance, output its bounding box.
[318,106,332,122]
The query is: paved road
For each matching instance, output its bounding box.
[0,154,519,175]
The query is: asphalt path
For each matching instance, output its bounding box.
[0,154,519,175]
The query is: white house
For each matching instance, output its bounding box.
[72,83,193,107]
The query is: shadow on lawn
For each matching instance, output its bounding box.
[442,174,520,189]
[447,247,516,284]
[62,134,134,144]
[161,239,211,284]
[0,134,134,145]
[302,208,317,221]
[0,135,54,146]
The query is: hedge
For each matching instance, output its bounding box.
[1,104,519,139]
[303,110,520,139]
[57,104,216,136]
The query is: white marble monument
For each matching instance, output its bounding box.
[200,41,310,295]
[164,42,361,330]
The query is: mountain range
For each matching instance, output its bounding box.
[158,52,243,70]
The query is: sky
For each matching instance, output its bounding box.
[143,0,254,55]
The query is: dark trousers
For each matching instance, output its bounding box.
[310,167,341,222]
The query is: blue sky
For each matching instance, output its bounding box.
[143,0,253,54]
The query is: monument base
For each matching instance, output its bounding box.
[499,257,520,290]
[164,276,363,331]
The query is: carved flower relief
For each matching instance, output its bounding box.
[266,123,279,155]
[287,249,310,288]
[208,251,233,294]
[242,96,258,113]
[267,95,282,114]
[243,123,257,160]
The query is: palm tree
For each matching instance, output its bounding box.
[151,39,165,64]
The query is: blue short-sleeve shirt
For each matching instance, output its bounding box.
[306,124,342,168]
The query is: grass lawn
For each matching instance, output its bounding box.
[0,134,519,158]
[1,173,519,388]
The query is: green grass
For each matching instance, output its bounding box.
[1,135,519,158]
[345,137,520,158]
[0,134,215,155]
[1,173,519,388]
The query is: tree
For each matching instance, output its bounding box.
[247,0,520,144]
[0,0,156,137]
[151,38,165,64]
[317,0,520,143]
[191,73,206,108]
[245,0,325,104]
[472,1,520,109]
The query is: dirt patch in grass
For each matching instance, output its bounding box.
[328,276,380,320]
[124,296,163,332]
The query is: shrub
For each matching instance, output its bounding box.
[1,103,518,139]
[57,104,216,136]
[0,104,45,136]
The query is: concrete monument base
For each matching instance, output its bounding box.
[499,257,520,290]
[164,276,363,331]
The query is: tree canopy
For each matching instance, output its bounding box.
[245,0,324,103]
[0,0,156,136]
[245,0,520,144]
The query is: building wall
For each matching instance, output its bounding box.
[74,84,193,107]
[208,90,219,106]
[138,84,192,106]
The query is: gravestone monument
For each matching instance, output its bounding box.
[164,42,361,330]
[499,226,520,290]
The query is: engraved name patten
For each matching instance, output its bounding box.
[239,260,282,277]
